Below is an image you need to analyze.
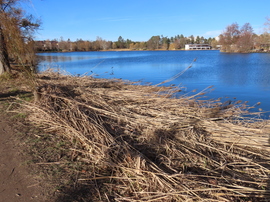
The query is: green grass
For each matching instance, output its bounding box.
[0,72,14,81]
[11,112,28,119]
[18,92,33,102]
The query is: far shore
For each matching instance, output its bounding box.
[36,48,270,53]
[37,48,223,53]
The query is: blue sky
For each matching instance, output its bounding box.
[25,0,270,42]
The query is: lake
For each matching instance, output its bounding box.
[38,50,270,119]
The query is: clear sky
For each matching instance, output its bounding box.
[25,0,270,42]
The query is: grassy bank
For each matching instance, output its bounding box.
[2,70,270,201]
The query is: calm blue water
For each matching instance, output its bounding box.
[38,50,270,118]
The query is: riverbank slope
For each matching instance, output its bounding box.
[1,71,270,201]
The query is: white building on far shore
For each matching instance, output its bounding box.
[185,44,211,50]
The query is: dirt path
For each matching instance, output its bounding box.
[0,75,84,201]
[0,106,47,201]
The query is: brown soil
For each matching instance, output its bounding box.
[0,100,47,201]
[0,73,95,202]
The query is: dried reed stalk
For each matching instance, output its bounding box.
[20,71,270,201]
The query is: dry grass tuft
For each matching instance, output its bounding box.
[20,70,270,201]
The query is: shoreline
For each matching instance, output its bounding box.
[37,49,222,53]
[1,70,270,201]
[36,48,270,54]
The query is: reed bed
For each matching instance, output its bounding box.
[21,70,270,201]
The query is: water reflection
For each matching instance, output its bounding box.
[38,55,73,63]
[37,53,105,63]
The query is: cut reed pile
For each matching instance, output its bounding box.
[22,71,270,201]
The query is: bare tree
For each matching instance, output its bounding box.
[58,36,66,51]
[219,23,240,52]
[173,37,186,49]
[220,23,255,52]
[0,25,11,74]
[255,32,270,51]
[0,0,16,74]
[257,17,270,51]
[264,17,270,32]
[96,36,111,50]
[237,23,254,52]
[0,0,39,75]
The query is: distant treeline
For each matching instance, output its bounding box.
[219,22,270,53]
[35,35,219,52]
[35,21,270,53]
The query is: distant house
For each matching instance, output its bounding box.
[216,45,222,50]
[51,41,59,51]
[185,44,211,50]
[35,40,46,51]
[259,44,270,51]
[35,40,59,51]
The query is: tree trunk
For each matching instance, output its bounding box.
[0,25,11,75]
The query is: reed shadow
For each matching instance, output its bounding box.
[0,90,30,100]
[54,185,98,202]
